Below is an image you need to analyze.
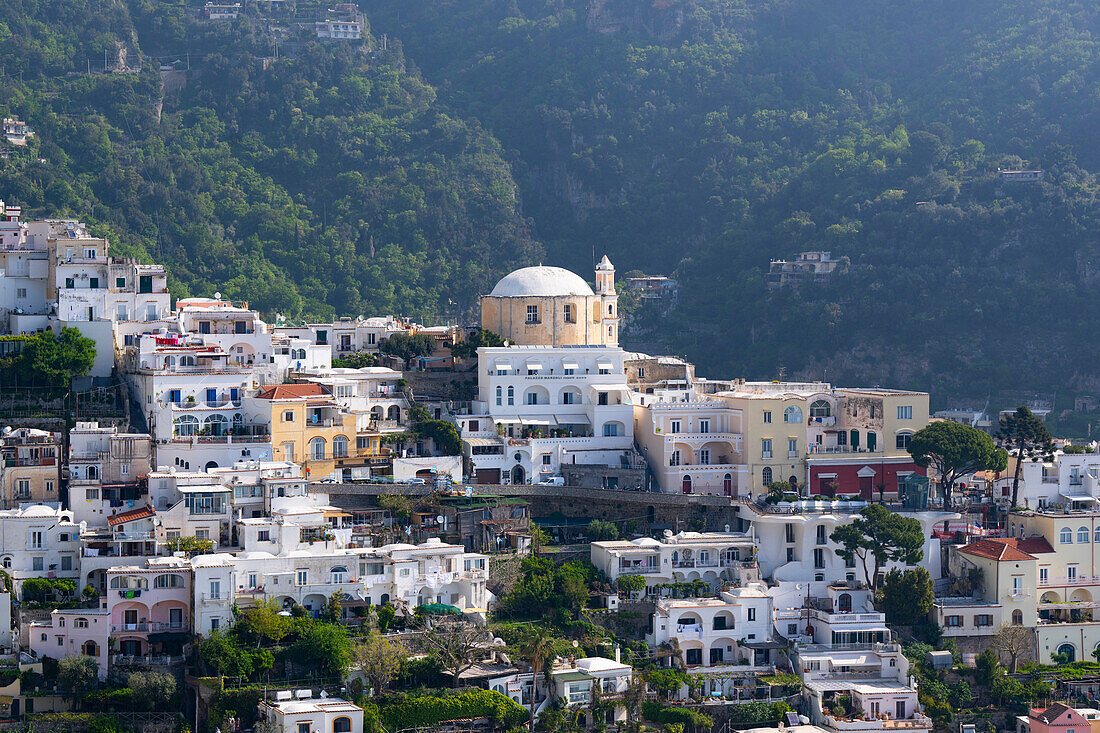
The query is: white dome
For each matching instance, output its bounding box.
[489,266,594,297]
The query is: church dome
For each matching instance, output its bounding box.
[489,266,594,297]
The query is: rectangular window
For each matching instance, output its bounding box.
[116,277,126,288]
[65,278,74,289]
[84,248,97,259]
[786,547,794,562]
[86,488,99,500]
[670,420,680,434]
[542,454,551,465]
[258,530,270,541]
[785,524,795,543]
[1067,567,1077,582]
[670,450,680,467]
[816,525,827,544]
[699,419,710,434]
[15,288,26,298]
[525,305,539,324]
[297,570,308,585]
[763,411,772,424]
[32,557,43,571]
[788,437,798,458]
[564,304,576,323]
[699,449,710,465]
[61,555,72,571]
[897,405,913,420]
[31,531,43,549]
[813,548,825,569]
[1039,567,1048,585]
[761,439,772,459]
[748,607,756,621]
[975,614,993,627]
[89,277,99,289]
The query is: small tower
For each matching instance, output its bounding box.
[595,255,616,295]
[595,255,619,346]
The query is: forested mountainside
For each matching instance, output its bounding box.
[0,0,539,318]
[3,1,1100,402]
[361,0,1100,401]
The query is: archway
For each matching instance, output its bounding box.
[1058,643,1077,662]
[204,461,218,471]
[723,473,733,497]
[82,640,98,657]
[681,475,692,494]
[387,405,401,421]
[511,465,526,485]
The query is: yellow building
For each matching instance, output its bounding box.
[256,384,384,481]
[479,256,619,347]
[717,382,930,498]
[0,428,60,509]
[1011,511,1100,663]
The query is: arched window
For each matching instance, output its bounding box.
[203,414,229,436]
[310,437,326,460]
[784,406,803,424]
[1094,526,1100,544]
[1012,609,1023,625]
[83,640,98,657]
[681,475,692,494]
[496,386,502,406]
[334,717,353,733]
[1058,644,1077,662]
[75,618,89,628]
[174,415,199,437]
[1,557,10,569]
[809,400,831,418]
[179,355,195,366]
[762,467,773,486]
[87,465,99,480]
[896,431,913,449]
[387,405,400,421]
[331,566,348,583]
[507,386,514,405]
[1061,527,1073,544]
[867,432,877,451]
[232,412,243,427]
[109,575,147,590]
[332,435,348,459]
[1080,527,1091,544]
[838,593,852,612]
[154,574,184,588]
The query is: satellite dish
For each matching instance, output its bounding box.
[572,640,578,648]
[436,515,444,524]
[214,291,222,300]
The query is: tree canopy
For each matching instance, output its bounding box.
[998,406,1053,508]
[908,421,1008,508]
[831,504,925,591]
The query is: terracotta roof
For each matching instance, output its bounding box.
[959,538,1041,562]
[1030,703,1082,723]
[255,384,330,400]
[1016,536,1056,555]
[108,505,156,526]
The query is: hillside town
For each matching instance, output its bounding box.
[0,198,1097,733]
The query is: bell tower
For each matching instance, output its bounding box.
[595,255,618,345]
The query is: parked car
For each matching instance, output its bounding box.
[538,476,565,486]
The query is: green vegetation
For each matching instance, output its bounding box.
[641,700,714,729]
[359,0,1100,400]
[375,689,527,731]
[0,329,95,388]
[999,406,1054,508]
[908,422,1008,508]
[0,0,539,322]
[378,332,436,363]
[449,329,505,359]
[878,567,934,626]
[497,557,604,619]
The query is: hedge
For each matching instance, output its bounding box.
[379,690,527,731]
[641,701,714,728]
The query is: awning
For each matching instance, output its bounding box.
[561,359,579,371]
[323,511,352,518]
[591,383,629,393]
[596,359,614,371]
[556,415,591,424]
[494,417,521,424]
[465,437,503,447]
[525,360,543,371]
[494,360,512,371]
[816,473,838,479]
[1065,494,1100,503]
[520,417,556,427]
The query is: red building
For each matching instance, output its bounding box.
[806,455,926,500]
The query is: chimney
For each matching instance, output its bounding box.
[614,644,620,663]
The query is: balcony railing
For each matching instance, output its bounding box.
[619,565,659,574]
[1038,576,1100,587]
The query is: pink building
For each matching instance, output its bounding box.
[28,607,110,679]
[1023,704,1091,733]
[107,557,191,663]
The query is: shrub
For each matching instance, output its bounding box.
[378,690,526,731]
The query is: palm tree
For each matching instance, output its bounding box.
[655,638,684,670]
[515,630,558,728]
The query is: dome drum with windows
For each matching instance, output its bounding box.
[480,257,619,347]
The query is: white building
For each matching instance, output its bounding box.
[591,530,760,595]
[257,691,363,733]
[787,585,930,733]
[1009,449,1100,510]
[272,315,405,357]
[648,583,776,695]
[316,19,363,40]
[0,505,80,597]
[735,499,956,602]
[453,345,635,484]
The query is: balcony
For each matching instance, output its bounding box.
[1038,576,1100,587]
[824,715,932,731]
[112,622,148,633]
[619,565,659,574]
[762,452,773,460]
[110,654,184,668]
